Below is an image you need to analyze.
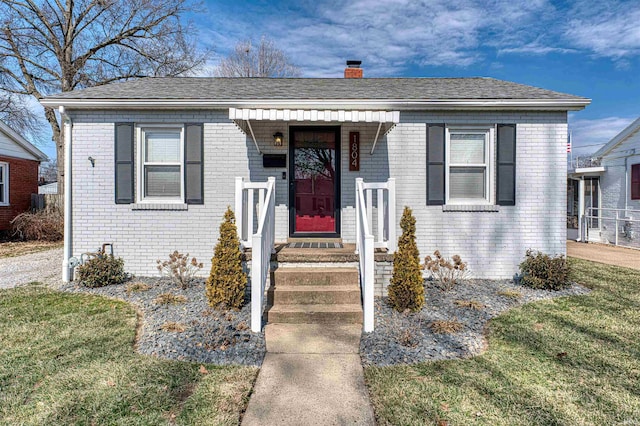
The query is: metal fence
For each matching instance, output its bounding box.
[582,207,640,249]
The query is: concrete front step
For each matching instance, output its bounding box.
[267,285,361,305]
[271,267,359,287]
[265,304,363,324]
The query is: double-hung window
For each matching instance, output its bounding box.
[0,162,7,205]
[446,128,493,204]
[137,126,184,203]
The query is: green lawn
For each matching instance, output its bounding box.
[0,285,257,425]
[365,258,640,425]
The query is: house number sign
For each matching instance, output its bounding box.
[349,132,360,171]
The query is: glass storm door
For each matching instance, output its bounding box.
[290,128,340,236]
[585,178,600,229]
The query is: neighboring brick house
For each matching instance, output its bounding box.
[0,121,48,232]
[41,63,589,287]
[571,117,640,247]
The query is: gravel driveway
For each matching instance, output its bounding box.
[0,247,63,289]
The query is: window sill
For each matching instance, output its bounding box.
[132,203,188,211]
[442,204,500,212]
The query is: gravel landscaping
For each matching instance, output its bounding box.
[59,277,266,366]
[360,279,590,366]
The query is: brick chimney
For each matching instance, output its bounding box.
[344,60,363,78]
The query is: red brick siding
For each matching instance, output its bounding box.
[0,155,40,231]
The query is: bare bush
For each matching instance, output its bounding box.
[157,251,203,289]
[10,209,63,241]
[424,250,470,291]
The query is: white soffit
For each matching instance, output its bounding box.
[228,108,400,124]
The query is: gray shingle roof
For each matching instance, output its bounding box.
[44,77,587,101]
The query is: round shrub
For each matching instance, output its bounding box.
[76,255,127,288]
[519,249,570,291]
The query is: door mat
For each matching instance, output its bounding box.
[287,242,343,249]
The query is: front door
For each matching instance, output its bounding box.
[289,127,340,237]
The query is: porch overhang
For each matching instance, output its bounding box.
[229,108,400,155]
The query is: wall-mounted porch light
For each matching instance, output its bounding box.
[273,131,284,147]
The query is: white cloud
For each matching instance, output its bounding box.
[203,0,553,77]
[569,115,636,153]
[564,1,640,59]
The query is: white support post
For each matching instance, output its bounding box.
[377,189,384,244]
[363,234,375,332]
[235,177,244,244]
[578,178,585,242]
[355,178,362,254]
[387,178,397,253]
[61,109,73,282]
[251,233,262,332]
[366,189,373,232]
[247,189,254,239]
[615,211,619,246]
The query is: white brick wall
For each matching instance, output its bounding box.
[69,109,568,279]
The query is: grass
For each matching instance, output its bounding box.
[155,293,187,305]
[0,240,62,258]
[0,285,257,425]
[365,258,640,425]
[429,320,464,334]
[126,281,152,294]
[161,321,187,332]
[453,299,484,310]
[497,289,523,299]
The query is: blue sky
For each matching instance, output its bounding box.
[36,0,640,159]
[197,0,640,155]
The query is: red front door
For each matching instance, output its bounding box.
[290,128,339,236]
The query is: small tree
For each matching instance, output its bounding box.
[388,207,425,312]
[206,207,247,309]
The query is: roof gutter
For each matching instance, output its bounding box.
[40,98,591,111]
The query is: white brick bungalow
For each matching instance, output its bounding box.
[41,63,589,331]
[569,117,640,247]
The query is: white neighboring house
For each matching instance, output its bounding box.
[570,118,640,247]
[40,62,589,331]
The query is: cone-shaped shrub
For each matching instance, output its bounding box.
[387,206,425,312]
[206,207,247,309]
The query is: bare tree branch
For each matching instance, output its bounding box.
[214,36,301,78]
[0,0,208,192]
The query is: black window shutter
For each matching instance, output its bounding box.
[184,123,204,204]
[114,123,134,204]
[497,124,516,206]
[427,124,446,205]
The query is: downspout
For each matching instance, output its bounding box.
[60,106,73,282]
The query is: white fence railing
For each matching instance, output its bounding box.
[583,207,640,249]
[358,178,397,253]
[235,177,276,333]
[355,179,376,332]
[235,177,274,248]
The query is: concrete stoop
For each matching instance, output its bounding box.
[264,266,363,325]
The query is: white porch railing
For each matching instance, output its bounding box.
[356,178,396,332]
[359,178,397,253]
[583,207,640,248]
[235,177,274,248]
[235,177,276,333]
[356,178,375,332]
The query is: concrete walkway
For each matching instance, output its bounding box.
[242,324,375,425]
[567,240,640,270]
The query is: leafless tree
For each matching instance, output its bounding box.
[215,36,301,78]
[0,0,207,193]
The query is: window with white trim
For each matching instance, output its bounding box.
[446,128,494,204]
[137,126,184,202]
[0,162,8,205]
